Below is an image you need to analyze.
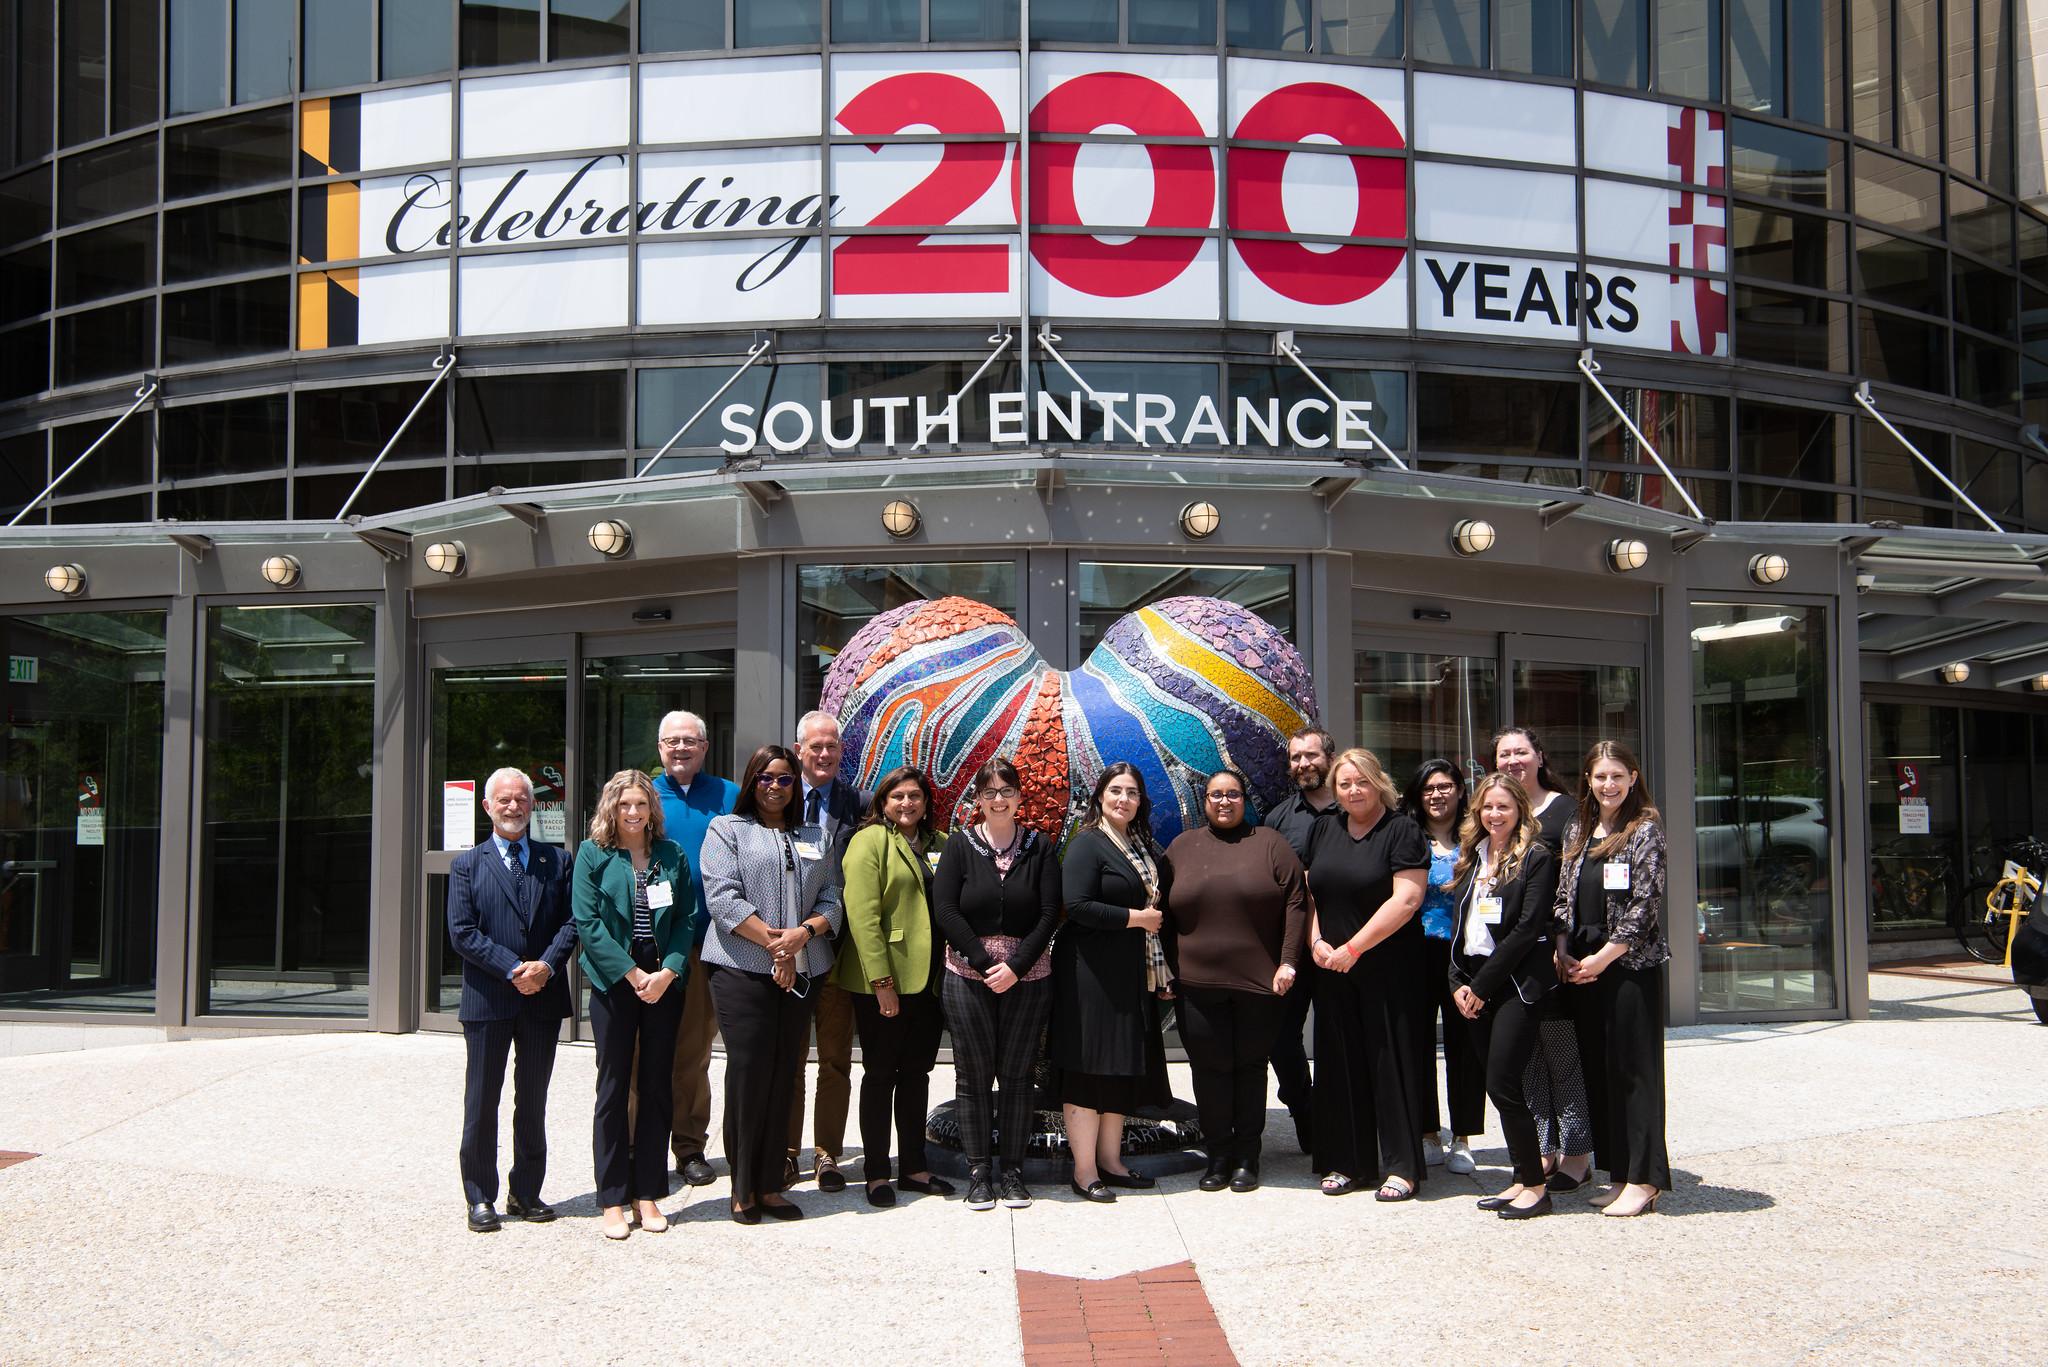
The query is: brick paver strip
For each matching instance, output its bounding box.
[0,1151,38,1170]
[1017,1262,1239,1367]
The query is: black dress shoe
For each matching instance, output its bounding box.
[730,1203,761,1226]
[504,1194,555,1223]
[1069,1178,1117,1204]
[678,1155,716,1187]
[466,1202,502,1232]
[1476,1194,1514,1211]
[1099,1167,1153,1189]
[1497,1193,1554,1220]
[1229,1165,1260,1193]
[865,1182,897,1208]
[1198,1162,1231,1193]
[899,1173,956,1196]
[760,1197,805,1220]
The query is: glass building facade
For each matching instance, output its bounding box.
[2,1,2046,1032]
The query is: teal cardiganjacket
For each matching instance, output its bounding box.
[572,837,692,992]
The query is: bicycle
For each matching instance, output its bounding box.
[1959,837,2048,967]
[1869,838,1954,934]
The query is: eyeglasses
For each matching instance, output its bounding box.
[659,736,706,750]
[755,773,797,789]
[1207,791,1245,802]
[979,786,1019,801]
[1421,783,1459,797]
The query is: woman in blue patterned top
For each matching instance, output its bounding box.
[1400,759,1483,1177]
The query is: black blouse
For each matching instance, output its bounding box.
[1532,792,1573,856]
[930,826,1062,975]
[1305,806,1429,944]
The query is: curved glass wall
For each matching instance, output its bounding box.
[1,0,2043,532]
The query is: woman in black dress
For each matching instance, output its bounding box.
[1306,747,1430,1200]
[1555,740,1672,1217]
[1052,763,1172,1203]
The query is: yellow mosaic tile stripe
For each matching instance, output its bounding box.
[1135,606,1305,737]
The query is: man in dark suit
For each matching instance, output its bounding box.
[448,766,577,1232]
[783,710,868,1192]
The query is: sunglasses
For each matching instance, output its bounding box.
[755,773,797,789]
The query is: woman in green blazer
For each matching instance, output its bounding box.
[834,764,954,1207]
[573,768,691,1241]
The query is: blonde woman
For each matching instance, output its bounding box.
[1304,747,1430,1200]
[573,769,690,1241]
[1447,774,1560,1219]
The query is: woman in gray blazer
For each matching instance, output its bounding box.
[700,743,844,1224]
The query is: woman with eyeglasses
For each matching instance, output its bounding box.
[1400,760,1484,1177]
[1554,740,1672,1218]
[1162,768,1309,1193]
[1494,725,1596,1195]
[833,765,956,1208]
[1305,747,1430,1201]
[932,757,1061,1212]
[573,768,690,1241]
[700,744,843,1224]
[1052,763,1174,1203]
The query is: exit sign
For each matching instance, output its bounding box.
[8,656,37,684]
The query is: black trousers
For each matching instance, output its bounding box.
[1311,956,1427,1186]
[1462,989,1548,1187]
[1268,972,1314,1122]
[709,963,815,1205]
[459,1011,560,1206]
[1421,936,1487,1138]
[850,984,944,1181]
[1590,963,1672,1189]
[588,976,684,1207]
[1177,985,1287,1165]
[941,971,1053,1169]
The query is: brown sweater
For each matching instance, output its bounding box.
[1162,823,1310,994]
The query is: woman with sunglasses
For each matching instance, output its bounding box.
[932,756,1061,1212]
[834,765,955,1208]
[1163,768,1309,1193]
[700,744,843,1224]
[1399,760,1484,1177]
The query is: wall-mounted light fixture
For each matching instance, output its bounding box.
[1939,661,1972,685]
[881,500,920,539]
[43,563,85,596]
[1450,519,1496,556]
[1747,552,1790,585]
[260,554,302,588]
[1179,501,1221,539]
[587,519,633,557]
[2031,674,2048,692]
[423,541,466,576]
[1606,538,1649,573]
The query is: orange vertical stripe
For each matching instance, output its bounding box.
[299,273,329,350]
[302,99,331,170]
[329,182,360,262]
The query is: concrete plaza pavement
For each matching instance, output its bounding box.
[2,964,2044,1366]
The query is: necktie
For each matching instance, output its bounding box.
[806,787,822,826]
[506,840,525,884]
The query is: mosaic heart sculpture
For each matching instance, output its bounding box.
[821,595,1319,845]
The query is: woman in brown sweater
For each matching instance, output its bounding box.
[1163,767,1311,1192]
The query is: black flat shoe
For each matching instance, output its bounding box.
[865,1183,896,1208]
[1069,1178,1117,1204]
[504,1194,555,1223]
[898,1174,956,1196]
[1476,1195,1514,1211]
[466,1201,501,1232]
[1198,1163,1231,1193]
[1545,1168,1590,1192]
[730,1203,760,1225]
[760,1198,804,1221]
[1497,1193,1554,1220]
[1229,1165,1260,1193]
[1099,1167,1153,1189]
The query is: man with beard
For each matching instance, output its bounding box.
[1261,726,1340,1152]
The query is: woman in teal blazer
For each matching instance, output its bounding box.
[833,765,953,1206]
[573,768,690,1241]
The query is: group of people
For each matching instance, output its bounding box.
[446,707,1671,1237]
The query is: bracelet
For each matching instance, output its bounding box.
[873,976,895,990]
[801,922,817,940]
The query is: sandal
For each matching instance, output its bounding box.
[1320,1173,1359,1196]
[1375,1177,1417,1202]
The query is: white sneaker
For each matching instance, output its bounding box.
[1445,1139,1476,1175]
[1422,1131,1445,1167]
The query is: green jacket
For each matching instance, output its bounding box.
[573,837,692,992]
[833,823,939,996]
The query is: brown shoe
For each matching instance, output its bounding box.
[815,1155,847,1193]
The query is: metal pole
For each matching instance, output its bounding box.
[1275,331,1410,470]
[1577,350,1707,521]
[334,352,457,521]
[1036,324,1112,414]
[939,329,1015,423]
[638,337,774,477]
[1852,382,2005,535]
[8,380,159,526]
